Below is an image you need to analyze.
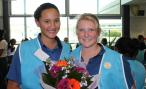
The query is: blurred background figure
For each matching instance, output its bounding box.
[101,38,108,46]
[0,30,8,89]
[115,37,146,89]
[137,35,146,50]
[64,37,72,51]
[76,43,80,48]
[136,35,146,64]
[64,37,69,43]
[21,37,29,42]
[7,38,16,66]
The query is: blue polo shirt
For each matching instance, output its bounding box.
[7,35,63,84]
[81,44,134,88]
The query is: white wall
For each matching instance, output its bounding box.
[0,17,3,29]
[0,0,2,16]
[130,5,146,38]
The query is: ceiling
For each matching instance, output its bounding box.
[127,0,146,5]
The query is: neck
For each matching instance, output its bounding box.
[41,35,57,49]
[81,44,101,64]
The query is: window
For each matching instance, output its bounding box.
[70,0,97,14]
[26,0,65,14]
[26,17,40,39]
[68,18,78,43]
[57,17,68,41]
[98,0,120,14]
[10,17,25,42]
[11,0,65,15]
[11,0,25,15]
[10,0,122,48]
[100,19,122,47]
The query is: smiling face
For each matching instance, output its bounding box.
[35,8,60,40]
[76,14,101,48]
[76,19,100,48]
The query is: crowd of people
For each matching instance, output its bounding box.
[0,30,17,89]
[115,37,146,89]
[0,30,8,89]
[0,2,146,89]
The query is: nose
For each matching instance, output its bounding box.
[84,30,89,37]
[50,21,56,29]
[51,22,55,27]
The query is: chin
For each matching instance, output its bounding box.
[82,44,91,48]
[49,36,57,39]
[48,34,57,38]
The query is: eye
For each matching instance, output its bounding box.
[88,29,96,32]
[55,19,60,22]
[89,29,95,31]
[44,20,50,23]
[78,29,84,32]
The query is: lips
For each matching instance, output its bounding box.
[47,30,57,33]
[82,38,92,42]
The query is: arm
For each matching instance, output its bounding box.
[131,81,136,89]
[7,80,20,89]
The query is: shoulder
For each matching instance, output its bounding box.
[20,38,38,48]
[61,41,69,46]
[0,40,8,48]
[103,46,121,57]
[70,46,82,58]
[61,41,70,49]
[133,60,145,70]
[71,46,81,53]
[0,39,8,45]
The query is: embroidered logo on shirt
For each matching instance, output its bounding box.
[104,62,111,69]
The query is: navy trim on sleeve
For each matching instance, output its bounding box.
[122,55,134,88]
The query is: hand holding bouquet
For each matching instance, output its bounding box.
[41,58,93,89]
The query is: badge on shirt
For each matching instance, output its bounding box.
[104,62,111,69]
[34,48,50,62]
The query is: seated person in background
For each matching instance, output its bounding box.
[101,38,108,46]
[64,37,72,51]
[76,43,80,48]
[137,35,146,50]
[71,13,136,89]
[136,35,146,64]
[115,37,146,89]
[0,30,8,89]
[63,37,69,43]
[7,38,16,65]
[21,37,29,42]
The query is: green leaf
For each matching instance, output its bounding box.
[42,73,57,87]
[68,70,83,81]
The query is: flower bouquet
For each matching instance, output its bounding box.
[41,58,93,89]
